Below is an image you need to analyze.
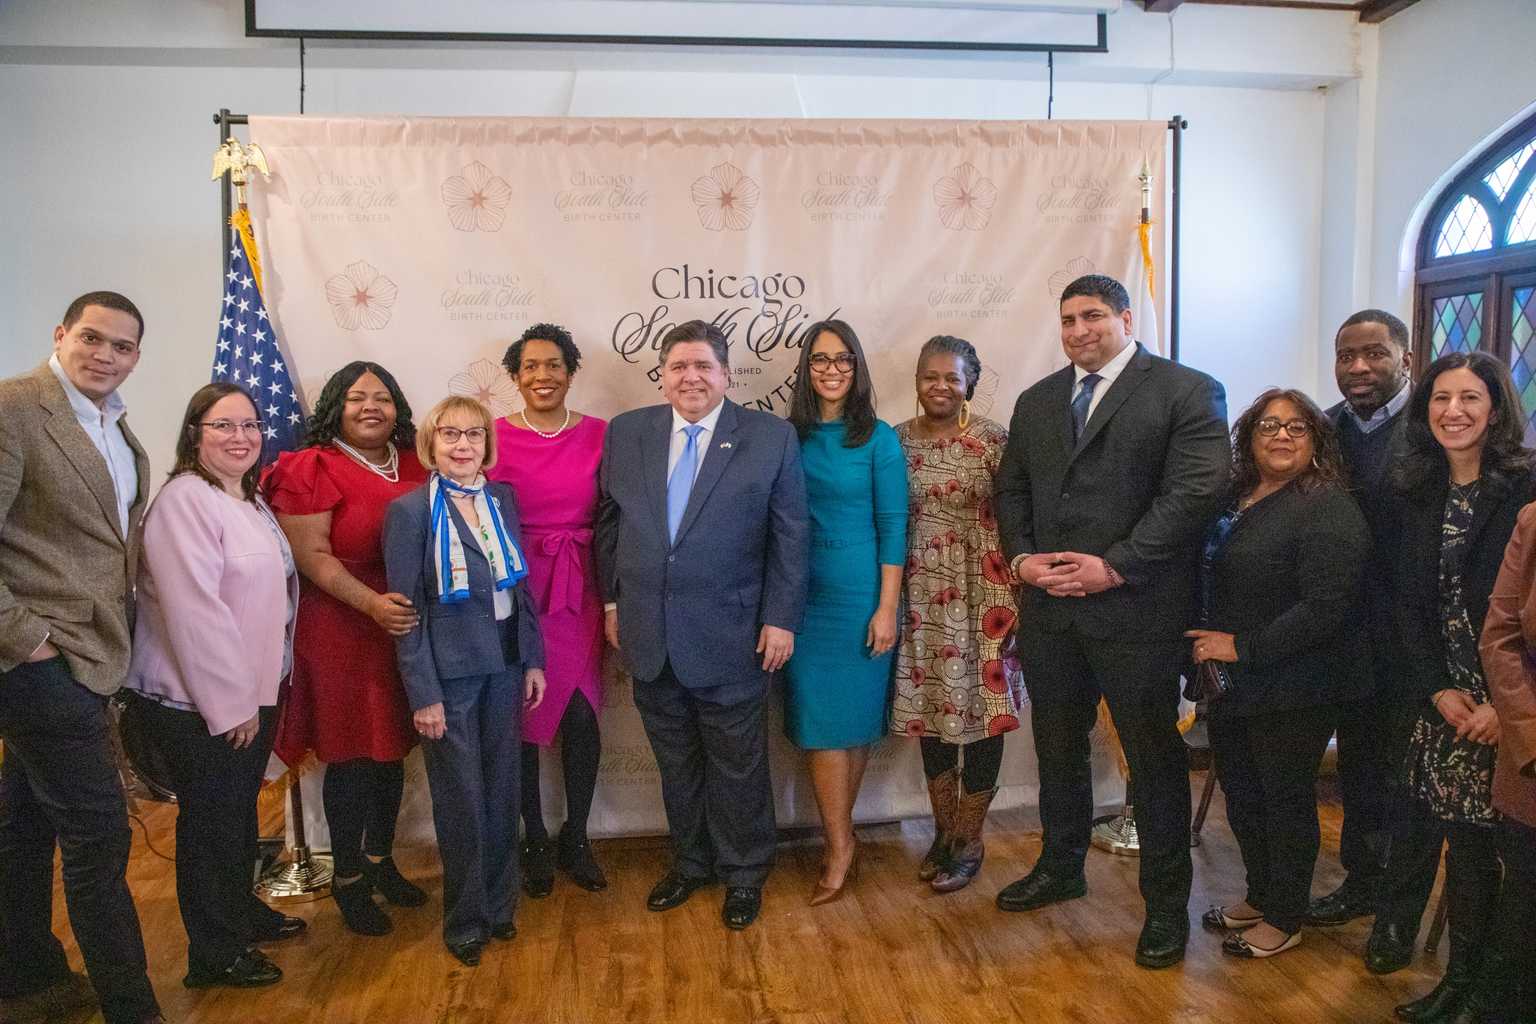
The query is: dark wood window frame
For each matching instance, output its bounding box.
[1413,109,1536,377]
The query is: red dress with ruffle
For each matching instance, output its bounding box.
[263,444,428,765]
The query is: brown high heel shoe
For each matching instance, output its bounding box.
[809,843,861,906]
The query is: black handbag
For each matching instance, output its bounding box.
[1194,658,1234,704]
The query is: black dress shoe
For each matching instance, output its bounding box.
[1365,920,1416,975]
[522,838,556,899]
[1307,879,1377,926]
[1135,912,1190,970]
[332,876,392,936]
[995,867,1087,913]
[250,915,308,943]
[491,922,518,941]
[363,856,428,907]
[557,831,609,892]
[446,940,484,967]
[722,887,762,930]
[184,951,284,989]
[647,870,712,911]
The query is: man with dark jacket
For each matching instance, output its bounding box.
[1310,309,1436,975]
[992,274,1230,968]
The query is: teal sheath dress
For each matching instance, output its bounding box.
[783,419,909,749]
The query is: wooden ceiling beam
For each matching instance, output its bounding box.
[1358,0,1424,24]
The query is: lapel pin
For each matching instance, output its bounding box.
[720,441,733,449]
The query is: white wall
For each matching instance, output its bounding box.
[0,0,1357,476]
[1363,0,1536,344]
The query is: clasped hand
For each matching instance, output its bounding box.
[413,669,546,741]
[1433,689,1500,745]
[1017,552,1116,597]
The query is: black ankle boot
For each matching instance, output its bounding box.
[332,877,392,936]
[364,856,427,907]
[557,828,608,892]
[1395,894,1496,1023]
[522,838,555,898]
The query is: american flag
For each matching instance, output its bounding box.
[211,229,304,462]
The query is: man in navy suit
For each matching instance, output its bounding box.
[596,319,808,930]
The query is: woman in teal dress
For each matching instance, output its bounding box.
[783,319,908,907]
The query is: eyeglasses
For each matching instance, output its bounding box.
[201,419,265,438]
[808,353,856,373]
[437,426,487,444]
[1255,417,1311,438]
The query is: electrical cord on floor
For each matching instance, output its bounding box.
[128,812,174,862]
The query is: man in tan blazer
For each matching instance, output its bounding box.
[0,292,163,1024]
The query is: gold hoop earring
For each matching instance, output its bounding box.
[958,400,971,430]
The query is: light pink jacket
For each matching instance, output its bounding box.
[127,474,297,735]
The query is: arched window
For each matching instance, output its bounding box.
[1416,110,1536,439]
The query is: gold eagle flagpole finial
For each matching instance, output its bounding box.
[211,137,271,208]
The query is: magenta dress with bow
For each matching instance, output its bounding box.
[488,414,606,746]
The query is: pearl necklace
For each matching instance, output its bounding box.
[334,439,400,483]
[520,407,571,439]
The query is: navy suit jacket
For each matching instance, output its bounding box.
[382,480,545,712]
[596,399,809,693]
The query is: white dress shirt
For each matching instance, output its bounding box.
[48,353,138,536]
[668,399,725,483]
[1071,338,1139,426]
[1346,382,1410,435]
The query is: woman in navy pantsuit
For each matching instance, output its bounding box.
[383,396,546,967]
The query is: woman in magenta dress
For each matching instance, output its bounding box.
[487,323,608,897]
[263,362,431,937]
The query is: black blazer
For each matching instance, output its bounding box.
[1204,482,1371,717]
[382,480,545,712]
[994,343,1230,640]
[1393,467,1536,702]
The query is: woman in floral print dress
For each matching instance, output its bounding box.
[890,335,1023,893]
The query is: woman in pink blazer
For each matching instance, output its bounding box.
[126,383,302,990]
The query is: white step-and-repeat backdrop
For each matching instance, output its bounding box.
[246,114,1166,842]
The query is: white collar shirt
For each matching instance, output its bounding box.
[1072,339,1139,424]
[1346,382,1411,435]
[668,400,725,483]
[48,353,138,535]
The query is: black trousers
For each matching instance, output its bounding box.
[0,657,159,1024]
[1380,799,1502,931]
[632,663,775,888]
[1019,628,1193,914]
[1209,703,1336,933]
[421,670,521,945]
[1490,818,1536,1017]
[136,698,283,971]
[1333,694,1419,884]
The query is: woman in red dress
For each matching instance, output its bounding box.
[487,324,608,897]
[264,362,430,936]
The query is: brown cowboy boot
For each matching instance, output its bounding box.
[931,783,998,893]
[919,767,960,881]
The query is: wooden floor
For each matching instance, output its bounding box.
[59,775,1441,1024]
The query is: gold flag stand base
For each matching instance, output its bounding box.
[257,848,334,904]
[1091,807,1141,857]
[254,771,334,904]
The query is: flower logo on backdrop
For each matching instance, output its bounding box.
[447,359,519,418]
[690,163,761,232]
[933,163,998,231]
[324,261,398,331]
[1048,256,1096,299]
[441,161,513,233]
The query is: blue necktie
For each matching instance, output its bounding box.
[667,424,704,543]
[1071,372,1102,441]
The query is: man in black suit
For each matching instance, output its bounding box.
[993,274,1229,968]
[596,320,809,930]
[1310,310,1435,973]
